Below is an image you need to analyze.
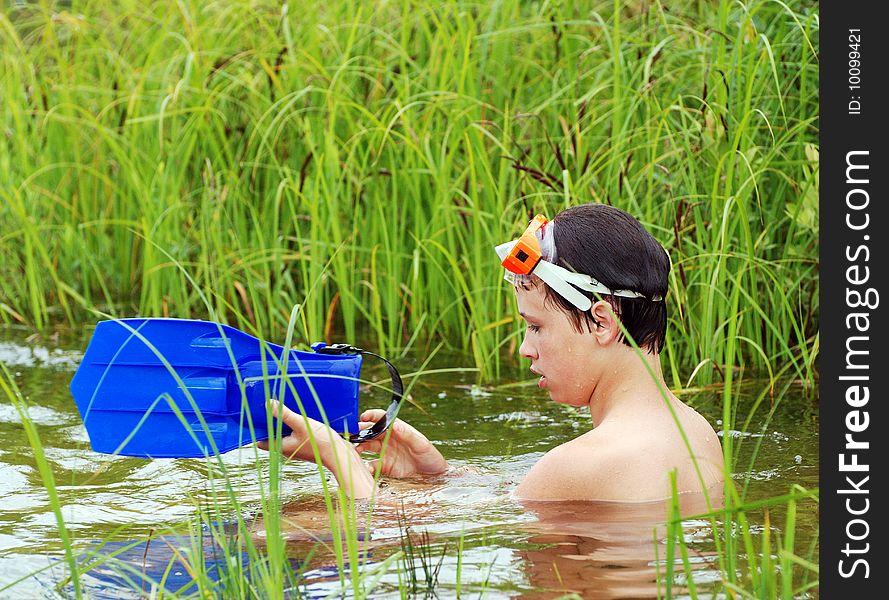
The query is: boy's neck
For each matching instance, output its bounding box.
[587,347,668,425]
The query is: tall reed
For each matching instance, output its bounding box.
[1,0,818,386]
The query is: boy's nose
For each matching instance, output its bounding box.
[519,334,537,360]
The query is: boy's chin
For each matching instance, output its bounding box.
[548,391,570,405]
[550,390,588,408]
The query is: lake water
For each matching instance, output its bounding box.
[0,325,818,598]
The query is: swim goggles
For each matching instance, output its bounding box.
[494,214,662,312]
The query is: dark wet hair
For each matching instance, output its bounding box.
[534,203,670,353]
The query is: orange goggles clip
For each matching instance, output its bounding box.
[500,214,548,275]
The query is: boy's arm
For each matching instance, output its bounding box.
[257,401,376,499]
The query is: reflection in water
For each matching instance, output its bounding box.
[515,492,722,599]
[82,535,239,599]
[81,533,350,600]
[250,476,725,599]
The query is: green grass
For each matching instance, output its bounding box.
[1,0,818,386]
[1,0,819,597]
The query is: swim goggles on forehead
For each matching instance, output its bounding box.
[494,214,661,312]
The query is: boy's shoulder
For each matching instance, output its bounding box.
[515,425,703,501]
[514,434,636,501]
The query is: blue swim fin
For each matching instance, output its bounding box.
[70,318,366,458]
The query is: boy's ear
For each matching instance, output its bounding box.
[590,300,621,345]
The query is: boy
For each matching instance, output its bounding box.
[260,204,724,501]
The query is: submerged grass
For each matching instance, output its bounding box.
[0,323,820,597]
[1,0,819,597]
[0,309,820,598]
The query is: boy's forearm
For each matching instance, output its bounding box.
[319,435,376,499]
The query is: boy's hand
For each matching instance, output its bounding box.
[256,400,375,499]
[255,400,341,464]
[356,409,448,478]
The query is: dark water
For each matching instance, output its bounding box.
[0,326,818,598]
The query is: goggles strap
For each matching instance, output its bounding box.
[543,261,656,301]
[533,260,594,311]
[312,343,404,443]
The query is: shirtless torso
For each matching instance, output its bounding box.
[516,393,724,501]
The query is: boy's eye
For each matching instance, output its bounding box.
[527,324,541,333]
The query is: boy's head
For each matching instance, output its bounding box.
[498,204,670,354]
